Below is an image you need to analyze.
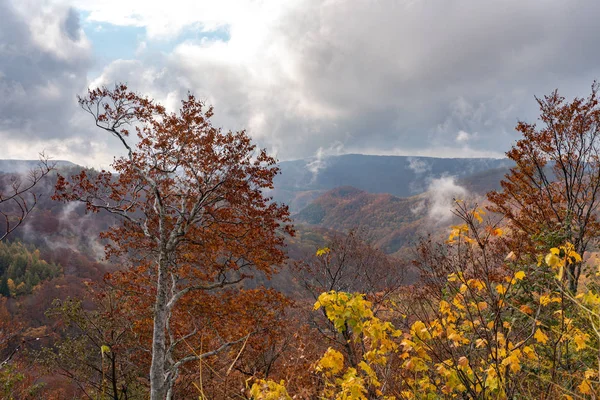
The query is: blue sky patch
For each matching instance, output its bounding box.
[79,10,231,77]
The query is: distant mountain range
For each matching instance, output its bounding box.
[292,173,504,256]
[284,155,515,254]
[0,155,511,204]
[0,155,513,256]
[0,159,76,174]
[272,154,513,211]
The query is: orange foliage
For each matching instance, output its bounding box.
[54,84,294,398]
[488,82,600,291]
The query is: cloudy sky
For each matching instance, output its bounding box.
[1,0,600,168]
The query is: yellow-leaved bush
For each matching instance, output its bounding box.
[247,379,291,400]
[313,291,401,399]
[248,207,600,399]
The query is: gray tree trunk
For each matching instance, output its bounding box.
[149,256,169,400]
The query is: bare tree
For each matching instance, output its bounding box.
[295,228,405,368]
[0,155,53,241]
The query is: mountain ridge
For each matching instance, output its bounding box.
[0,159,77,174]
[273,154,512,211]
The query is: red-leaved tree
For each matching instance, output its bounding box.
[488,82,600,292]
[54,84,293,399]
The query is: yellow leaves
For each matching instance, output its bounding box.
[307,237,592,400]
[514,271,526,281]
[582,290,600,307]
[490,227,503,237]
[537,254,544,267]
[473,208,485,223]
[100,344,111,357]
[501,350,522,373]
[520,304,533,315]
[336,368,369,399]
[556,265,564,281]
[358,361,380,387]
[314,291,401,399]
[317,348,345,375]
[496,284,507,296]
[545,253,561,268]
[457,356,470,371]
[316,247,331,257]
[484,367,499,392]
[543,243,582,281]
[573,331,589,351]
[566,245,582,264]
[467,278,486,291]
[578,379,592,395]
[411,320,429,339]
[439,300,451,315]
[522,346,537,360]
[585,370,596,380]
[248,379,292,400]
[314,291,374,334]
[447,330,469,347]
[539,294,551,306]
[534,328,549,344]
[403,356,429,373]
[448,271,464,283]
[452,295,466,310]
[463,236,477,245]
[447,224,469,244]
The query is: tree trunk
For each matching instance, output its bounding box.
[149,257,170,400]
[111,354,119,400]
[568,262,581,294]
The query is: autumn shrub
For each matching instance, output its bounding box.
[249,204,600,399]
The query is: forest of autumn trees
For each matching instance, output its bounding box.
[4,83,600,399]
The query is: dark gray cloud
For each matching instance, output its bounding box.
[64,7,82,41]
[0,0,90,145]
[104,0,600,161]
[5,0,600,165]
[265,0,600,158]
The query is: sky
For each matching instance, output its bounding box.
[1,0,600,168]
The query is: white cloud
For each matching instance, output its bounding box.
[65,0,298,39]
[407,157,431,174]
[456,130,471,143]
[0,0,93,162]
[4,0,600,166]
[0,135,114,169]
[10,0,90,60]
[306,141,344,181]
[426,176,468,222]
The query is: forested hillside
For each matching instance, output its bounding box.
[296,187,426,254]
[0,241,61,296]
[293,164,506,255]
